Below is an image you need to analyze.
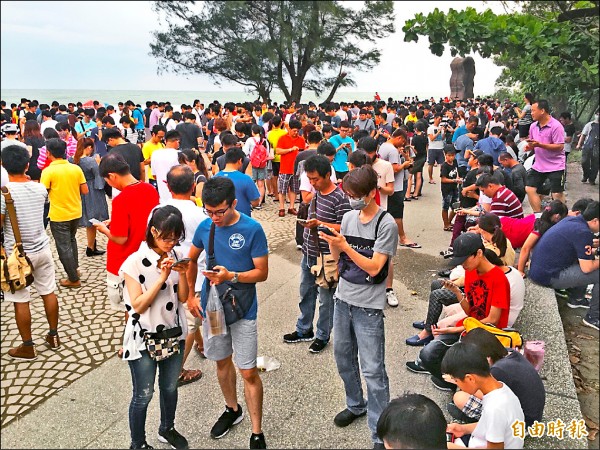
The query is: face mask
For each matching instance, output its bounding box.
[349,196,369,210]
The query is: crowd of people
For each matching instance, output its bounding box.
[0,93,599,450]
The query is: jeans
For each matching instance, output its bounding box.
[49,219,80,281]
[128,346,184,447]
[549,264,599,321]
[419,333,461,380]
[296,254,335,341]
[333,299,389,444]
[581,146,599,182]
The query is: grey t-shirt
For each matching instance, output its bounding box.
[378,142,404,191]
[335,209,398,309]
[1,181,49,255]
[354,118,375,132]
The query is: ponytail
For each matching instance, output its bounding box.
[478,213,507,257]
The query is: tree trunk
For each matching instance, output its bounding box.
[257,87,271,104]
[290,76,303,103]
[323,72,347,104]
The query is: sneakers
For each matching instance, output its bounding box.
[283,330,314,343]
[583,314,599,331]
[431,375,456,392]
[334,408,367,427]
[308,338,328,353]
[157,428,189,449]
[405,334,434,346]
[8,343,37,361]
[405,360,430,374]
[437,269,452,278]
[386,289,399,307]
[211,404,244,439]
[250,433,267,449]
[45,333,61,350]
[554,289,569,299]
[447,402,479,423]
[129,442,154,449]
[440,247,454,259]
[567,298,590,309]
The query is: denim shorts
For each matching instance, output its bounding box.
[442,190,459,210]
[203,319,258,369]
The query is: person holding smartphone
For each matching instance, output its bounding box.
[328,121,355,182]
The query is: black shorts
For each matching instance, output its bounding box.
[336,170,349,181]
[518,123,532,139]
[271,162,281,177]
[427,147,445,165]
[410,157,427,175]
[526,168,565,193]
[388,190,405,219]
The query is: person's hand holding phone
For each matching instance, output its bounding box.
[318,225,347,251]
[304,218,319,229]
[201,265,230,286]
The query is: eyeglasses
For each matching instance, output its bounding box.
[203,206,230,218]
[157,236,179,244]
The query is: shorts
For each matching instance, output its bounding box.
[410,157,426,175]
[336,170,349,182]
[442,190,459,210]
[252,167,267,181]
[136,129,146,144]
[427,147,445,165]
[526,168,565,193]
[184,300,201,334]
[518,123,532,139]
[203,319,258,369]
[5,246,56,302]
[278,173,298,194]
[271,161,281,177]
[387,190,405,219]
[462,394,483,420]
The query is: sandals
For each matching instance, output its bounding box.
[444,226,454,232]
[287,208,298,216]
[278,209,285,217]
[195,343,206,359]
[428,180,436,184]
[399,242,422,249]
[178,368,203,386]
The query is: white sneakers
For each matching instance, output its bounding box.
[386,289,399,307]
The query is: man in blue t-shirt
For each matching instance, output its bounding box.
[126,100,146,145]
[186,177,269,448]
[529,201,599,330]
[214,147,260,216]
[328,120,355,182]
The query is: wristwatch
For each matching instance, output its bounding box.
[231,272,239,283]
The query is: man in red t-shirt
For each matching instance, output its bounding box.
[275,119,305,217]
[406,233,510,390]
[95,153,159,310]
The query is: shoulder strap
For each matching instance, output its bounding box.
[1,186,22,244]
[374,210,388,239]
[207,222,216,269]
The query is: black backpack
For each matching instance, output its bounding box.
[584,122,599,154]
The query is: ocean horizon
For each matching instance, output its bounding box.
[0,88,454,107]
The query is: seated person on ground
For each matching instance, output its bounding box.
[449,328,545,428]
[442,342,525,449]
[377,393,447,449]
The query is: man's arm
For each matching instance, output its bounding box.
[80,182,89,195]
[185,244,203,317]
[579,258,599,274]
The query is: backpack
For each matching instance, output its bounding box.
[250,137,268,168]
[584,122,599,155]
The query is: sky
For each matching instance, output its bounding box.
[1,1,507,97]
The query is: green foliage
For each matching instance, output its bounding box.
[151,1,395,103]
[403,2,599,121]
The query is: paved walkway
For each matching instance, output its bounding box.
[0,196,298,428]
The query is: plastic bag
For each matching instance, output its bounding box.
[257,356,281,372]
[204,284,227,339]
[523,340,545,372]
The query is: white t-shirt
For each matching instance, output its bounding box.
[0,166,8,187]
[151,148,181,203]
[162,198,208,292]
[160,117,177,132]
[427,125,445,149]
[299,167,337,194]
[469,383,525,449]
[40,120,58,133]
[504,267,525,327]
[372,158,395,211]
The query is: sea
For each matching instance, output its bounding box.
[0,88,450,107]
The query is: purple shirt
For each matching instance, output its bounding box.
[149,108,162,128]
[529,116,565,172]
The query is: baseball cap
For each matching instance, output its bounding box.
[451,233,485,266]
[471,149,483,158]
[1,123,19,133]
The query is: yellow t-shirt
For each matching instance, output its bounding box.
[40,160,86,222]
[404,115,418,124]
[142,141,165,179]
[267,128,288,163]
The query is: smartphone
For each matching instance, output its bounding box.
[89,218,102,225]
[202,269,219,275]
[317,225,335,236]
[452,201,461,210]
[297,218,309,226]
[446,432,455,443]
[172,257,192,267]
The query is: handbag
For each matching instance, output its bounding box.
[463,317,523,349]
[206,222,255,325]
[139,309,183,361]
[1,187,34,294]
[307,196,338,289]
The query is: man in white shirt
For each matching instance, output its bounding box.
[151,130,181,202]
[40,111,58,133]
[164,164,208,384]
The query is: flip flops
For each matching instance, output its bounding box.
[178,369,203,386]
[400,242,422,249]
[444,226,454,232]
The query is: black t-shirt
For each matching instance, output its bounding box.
[211,148,224,165]
[411,133,428,159]
[25,136,44,181]
[176,122,202,150]
[491,351,545,427]
[294,149,317,176]
[144,108,152,128]
[216,153,250,173]
[440,161,459,196]
[110,143,144,181]
[460,168,478,208]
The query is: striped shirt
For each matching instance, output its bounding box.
[1,182,49,255]
[303,186,351,259]
[490,186,524,219]
[37,137,77,170]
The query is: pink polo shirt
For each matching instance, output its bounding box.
[529,116,565,173]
